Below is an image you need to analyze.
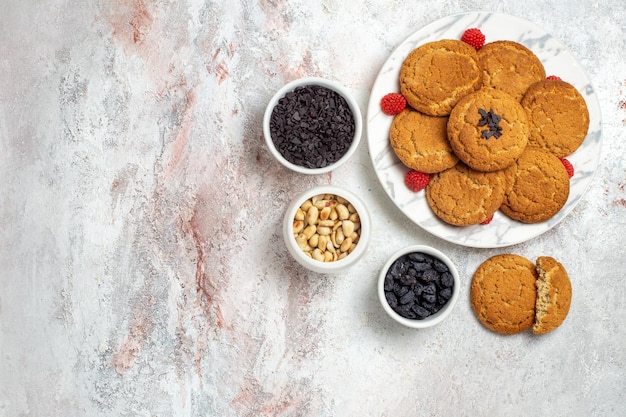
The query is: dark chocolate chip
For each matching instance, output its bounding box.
[478,108,503,140]
[270,85,355,169]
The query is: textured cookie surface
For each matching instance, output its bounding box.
[500,147,570,223]
[533,256,572,335]
[521,79,590,157]
[501,162,518,197]
[399,40,482,116]
[477,40,546,102]
[447,89,529,172]
[389,108,459,173]
[471,254,537,335]
[426,163,505,226]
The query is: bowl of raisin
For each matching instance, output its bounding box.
[263,77,363,175]
[378,245,460,328]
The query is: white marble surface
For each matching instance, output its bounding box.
[1,1,625,416]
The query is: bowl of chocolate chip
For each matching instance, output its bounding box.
[264,77,363,174]
[283,185,370,273]
[378,245,460,328]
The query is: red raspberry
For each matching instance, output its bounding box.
[480,214,494,225]
[461,28,485,50]
[560,158,574,178]
[547,75,562,80]
[380,93,406,115]
[404,170,430,192]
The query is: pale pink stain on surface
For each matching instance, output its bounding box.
[164,85,197,178]
[108,0,154,51]
[258,0,291,39]
[102,0,329,411]
[185,206,224,328]
[280,49,319,81]
[104,0,226,383]
[111,296,156,374]
[230,379,309,417]
[208,44,235,84]
[105,0,191,92]
[258,0,321,82]
[619,79,626,123]
[175,169,243,382]
[182,205,227,382]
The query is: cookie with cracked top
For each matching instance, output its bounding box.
[399,39,482,116]
[471,254,537,335]
[389,108,459,173]
[426,162,505,226]
[500,147,570,223]
[533,256,572,335]
[521,79,590,157]
[477,40,546,101]
[447,89,529,172]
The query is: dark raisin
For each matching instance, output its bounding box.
[404,310,417,319]
[385,292,398,309]
[439,287,452,304]
[431,304,442,315]
[432,259,448,273]
[412,262,431,272]
[421,269,438,283]
[422,283,436,295]
[412,304,431,319]
[396,304,416,319]
[384,274,394,292]
[393,283,409,297]
[400,273,417,286]
[399,291,415,305]
[421,301,435,312]
[390,259,408,277]
[414,283,424,297]
[440,272,454,288]
[422,292,437,304]
[408,252,428,262]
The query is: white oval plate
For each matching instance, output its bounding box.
[367,12,602,248]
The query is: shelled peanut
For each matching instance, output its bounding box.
[293,193,361,262]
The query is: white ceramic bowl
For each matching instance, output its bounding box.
[263,77,363,175]
[283,185,370,273]
[378,245,460,328]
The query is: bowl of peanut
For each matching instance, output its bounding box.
[283,185,371,273]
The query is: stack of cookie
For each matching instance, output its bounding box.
[389,37,590,226]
